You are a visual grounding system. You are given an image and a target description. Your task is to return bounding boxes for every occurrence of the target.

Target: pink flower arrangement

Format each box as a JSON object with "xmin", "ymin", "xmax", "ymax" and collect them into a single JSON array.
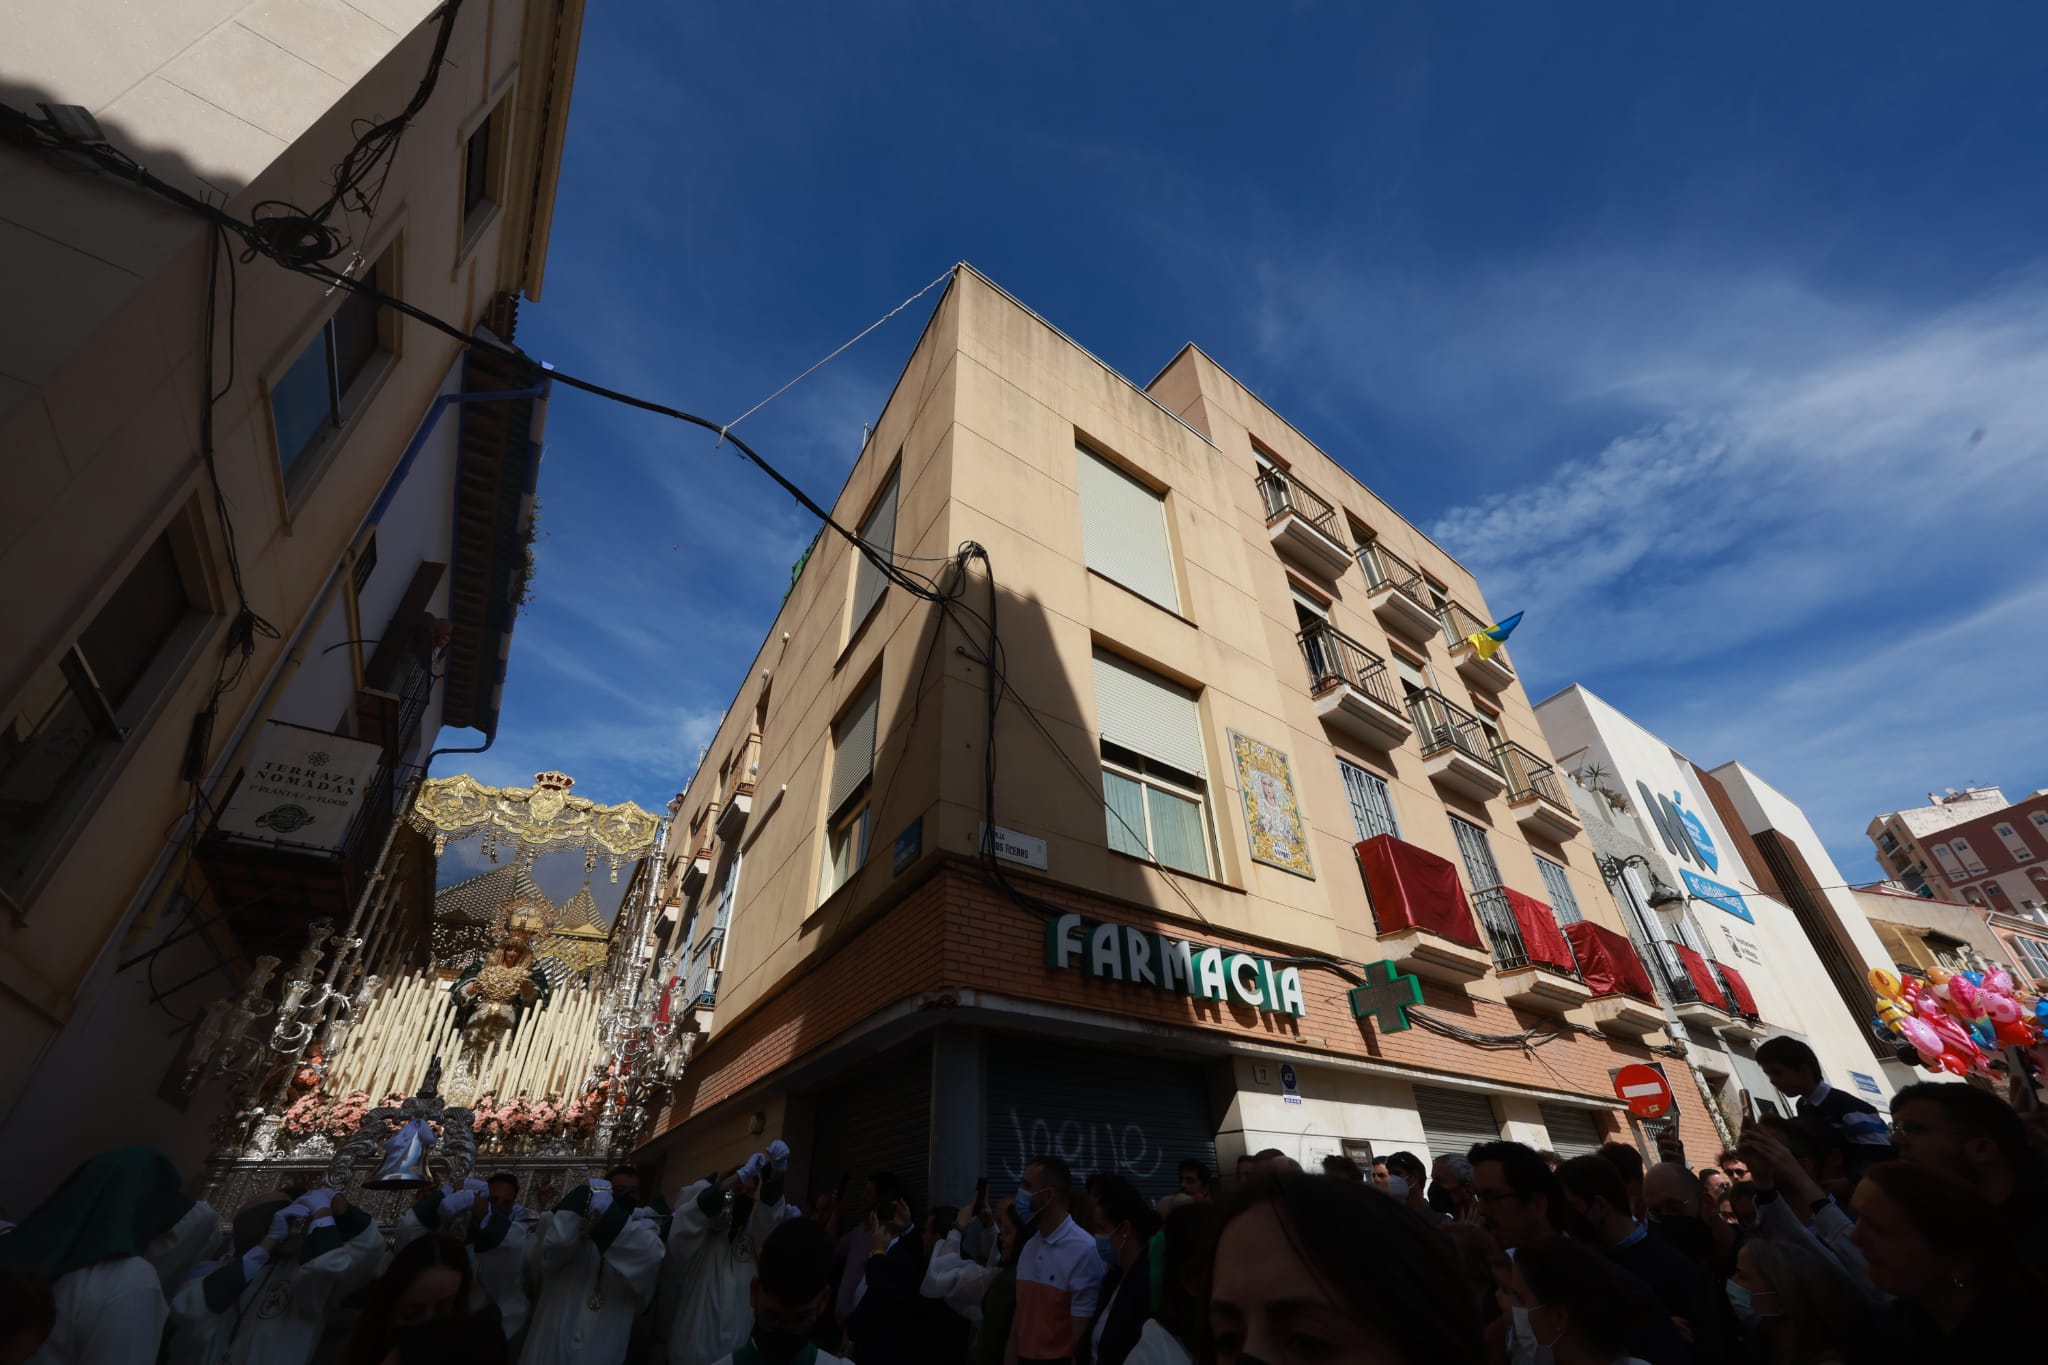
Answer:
[
  {"xmin": 324, "ymin": 1090, "xmax": 371, "ymax": 1139},
  {"xmin": 529, "ymin": 1099, "xmax": 560, "ymax": 1132},
  {"xmin": 282, "ymin": 1092, "xmax": 331, "ymax": 1136}
]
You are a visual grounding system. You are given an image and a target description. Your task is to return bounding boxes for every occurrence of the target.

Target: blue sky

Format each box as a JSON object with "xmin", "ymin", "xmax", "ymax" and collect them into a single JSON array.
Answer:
[{"xmin": 456, "ymin": 3, "xmax": 2048, "ymax": 889}]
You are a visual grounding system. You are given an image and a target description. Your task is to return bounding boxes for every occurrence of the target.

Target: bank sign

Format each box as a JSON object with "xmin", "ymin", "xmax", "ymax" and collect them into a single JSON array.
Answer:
[{"xmin": 1046, "ymin": 912, "xmax": 1306, "ymax": 1017}]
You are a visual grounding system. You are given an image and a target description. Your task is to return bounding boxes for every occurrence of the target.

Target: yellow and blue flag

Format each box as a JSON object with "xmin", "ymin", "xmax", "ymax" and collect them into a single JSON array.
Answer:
[{"xmin": 1465, "ymin": 611, "xmax": 1522, "ymax": 661}]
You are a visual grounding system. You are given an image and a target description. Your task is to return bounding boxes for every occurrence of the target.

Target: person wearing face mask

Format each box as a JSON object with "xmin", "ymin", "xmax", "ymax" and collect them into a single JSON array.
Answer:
[
  {"xmin": 1552, "ymin": 1157, "xmax": 1698, "ymax": 1364},
  {"xmin": 1007, "ymin": 1154, "xmax": 1101, "ymax": 1365},
  {"xmin": 166, "ymin": 1184, "xmax": 383, "ymax": 1365},
  {"xmin": 344, "ymin": 1233, "xmax": 508, "ymax": 1365},
  {"xmin": 1209, "ymin": 1171, "xmax": 1484, "ymax": 1364},
  {"xmin": 0, "ymin": 1146, "xmax": 218, "ymax": 1364},
  {"xmin": 1638, "ymin": 1165, "xmax": 1742, "ymax": 1365},
  {"xmin": 1081, "ymin": 1176, "xmax": 1156, "ymax": 1365},
  {"xmin": 1386, "ymin": 1151, "xmax": 1449, "ymax": 1225},
  {"xmin": 667, "ymin": 1143, "xmax": 802, "ymax": 1365},
  {"xmin": 696, "ymin": 1217, "xmax": 847, "ymax": 1365},
  {"xmin": 391, "ymin": 1175, "xmax": 535, "ymax": 1347},
  {"xmin": 522, "ymin": 1172, "xmax": 667, "ymax": 1365},
  {"xmin": 1506, "ymin": 1237, "xmax": 1655, "ymax": 1365},
  {"xmin": 1721, "ymin": 1235, "xmax": 1873, "ymax": 1364}
]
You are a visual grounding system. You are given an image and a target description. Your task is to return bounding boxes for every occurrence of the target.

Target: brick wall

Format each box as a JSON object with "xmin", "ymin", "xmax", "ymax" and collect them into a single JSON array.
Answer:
[{"xmin": 648, "ymin": 858, "xmax": 1724, "ymax": 1162}]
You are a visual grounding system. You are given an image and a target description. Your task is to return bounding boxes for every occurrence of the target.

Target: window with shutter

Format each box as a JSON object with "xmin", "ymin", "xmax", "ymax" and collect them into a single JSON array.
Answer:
[
  {"xmin": 1091, "ymin": 650, "xmax": 1214, "ymax": 876},
  {"xmin": 820, "ymin": 680, "xmax": 881, "ymax": 900},
  {"xmin": 1076, "ymin": 446, "xmax": 1180, "ymax": 612},
  {"xmin": 1536, "ymin": 857, "xmax": 1584, "ymax": 924},
  {"xmin": 848, "ymin": 468, "xmax": 899, "ymax": 633}
]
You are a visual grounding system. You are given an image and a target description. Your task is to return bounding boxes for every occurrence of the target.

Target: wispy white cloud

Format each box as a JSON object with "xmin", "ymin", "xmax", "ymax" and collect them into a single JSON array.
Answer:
[{"xmin": 1251, "ymin": 252, "xmax": 2048, "ymax": 870}]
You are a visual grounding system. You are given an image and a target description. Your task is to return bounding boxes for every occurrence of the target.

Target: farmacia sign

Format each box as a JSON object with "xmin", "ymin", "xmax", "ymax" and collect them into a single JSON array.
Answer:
[{"xmin": 1045, "ymin": 912, "xmax": 1306, "ymax": 1017}]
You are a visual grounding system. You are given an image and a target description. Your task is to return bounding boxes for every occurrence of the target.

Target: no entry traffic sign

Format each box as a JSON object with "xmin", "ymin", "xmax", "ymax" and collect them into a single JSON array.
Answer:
[{"xmin": 1613, "ymin": 1063, "xmax": 1673, "ymax": 1119}]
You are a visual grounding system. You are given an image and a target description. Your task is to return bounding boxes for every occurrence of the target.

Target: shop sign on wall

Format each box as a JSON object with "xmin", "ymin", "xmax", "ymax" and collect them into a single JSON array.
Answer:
[
  {"xmin": 215, "ymin": 724, "xmax": 385, "ymax": 851},
  {"xmin": 1046, "ymin": 911, "xmax": 1307, "ymax": 1017},
  {"xmin": 1683, "ymin": 869, "xmax": 1753, "ymax": 923}
]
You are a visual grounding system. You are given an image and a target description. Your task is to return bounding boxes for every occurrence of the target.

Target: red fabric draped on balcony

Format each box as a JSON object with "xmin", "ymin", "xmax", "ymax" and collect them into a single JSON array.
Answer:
[
  {"xmin": 1717, "ymin": 962, "xmax": 1759, "ymax": 1018},
  {"xmin": 1355, "ymin": 835, "xmax": 1482, "ymax": 949},
  {"xmin": 1561, "ymin": 921, "xmax": 1655, "ymax": 1001},
  {"xmin": 1672, "ymin": 944, "xmax": 1730, "ymax": 1010},
  {"xmin": 1502, "ymin": 889, "xmax": 1577, "ymax": 973}
]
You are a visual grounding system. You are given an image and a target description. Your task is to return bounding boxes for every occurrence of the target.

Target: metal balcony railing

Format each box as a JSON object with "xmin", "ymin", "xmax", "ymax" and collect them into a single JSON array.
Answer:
[
  {"xmin": 1407, "ymin": 691, "xmax": 1504, "ymax": 772},
  {"xmin": 1652, "ymin": 940, "xmax": 1708, "ymax": 1005},
  {"xmin": 1296, "ymin": 621, "xmax": 1401, "ymax": 712},
  {"xmin": 1358, "ymin": 542, "xmax": 1428, "ymax": 603},
  {"xmin": 1496, "ymin": 741, "xmax": 1573, "ymax": 813},
  {"xmin": 1255, "ymin": 467, "xmax": 1343, "ymax": 540},
  {"xmin": 684, "ymin": 926, "xmax": 725, "ymax": 1007},
  {"xmin": 1440, "ymin": 599, "xmax": 1511, "ymax": 669},
  {"xmin": 1713, "ymin": 963, "xmax": 1758, "ymax": 1019},
  {"xmin": 1470, "ymin": 885, "xmax": 1533, "ymax": 971}
]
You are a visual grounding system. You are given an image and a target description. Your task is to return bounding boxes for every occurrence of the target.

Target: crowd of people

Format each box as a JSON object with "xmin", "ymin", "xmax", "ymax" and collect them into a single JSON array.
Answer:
[{"xmin": 3, "ymin": 1042, "xmax": 2046, "ymax": 1365}]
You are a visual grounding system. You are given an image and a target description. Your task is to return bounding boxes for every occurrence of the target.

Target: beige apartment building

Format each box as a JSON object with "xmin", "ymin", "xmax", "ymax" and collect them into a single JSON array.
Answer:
[
  {"xmin": 636, "ymin": 266, "xmax": 1724, "ymax": 1208},
  {"xmin": 0, "ymin": 0, "xmax": 582, "ymax": 1204}
]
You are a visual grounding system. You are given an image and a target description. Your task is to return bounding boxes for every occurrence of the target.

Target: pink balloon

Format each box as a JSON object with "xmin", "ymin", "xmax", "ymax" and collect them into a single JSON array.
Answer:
[
  {"xmin": 1987, "ymin": 995, "xmax": 2021, "ymax": 1024},
  {"xmin": 1900, "ymin": 1017, "xmax": 1943, "ymax": 1056},
  {"xmin": 1986, "ymin": 967, "xmax": 2014, "ymax": 994},
  {"xmin": 1950, "ymin": 977, "xmax": 1981, "ymax": 1014}
]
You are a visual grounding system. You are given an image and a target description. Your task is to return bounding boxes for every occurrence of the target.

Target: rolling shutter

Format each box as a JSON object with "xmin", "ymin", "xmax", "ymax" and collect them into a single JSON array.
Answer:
[
  {"xmin": 1414, "ymin": 1084, "xmax": 1503, "ymax": 1167},
  {"xmin": 1539, "ymin": 1103, "xmax": 1606, "ymax": 1161},
  {"xmin": 827, "ymin": 680, "xmax": 880, "ymax": 816},
  {"xmin": 849, "ymin": 469, "xmax": 899, "ymax": 627},
  {"xmin": 1077, "ymin": 447, "xmax": 1180, "ymax": 612},
  {"xmin": 1092, "ymin": 651, "xmax": 1206, "ymax": 777},
  {"xmin": 809, "ymin": 1044, "xmax": 932, "ymax": 1216},
  {"xmin": 987, "ymin": 1037, "xmax": 1216, "ymax": 1205}
]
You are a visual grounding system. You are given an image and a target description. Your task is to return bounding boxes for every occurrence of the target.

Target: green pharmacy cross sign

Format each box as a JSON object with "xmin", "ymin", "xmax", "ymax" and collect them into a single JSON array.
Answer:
[{"xmin": 1349, "ymin": 960, "xmax": 1422, "ymax": 1033}]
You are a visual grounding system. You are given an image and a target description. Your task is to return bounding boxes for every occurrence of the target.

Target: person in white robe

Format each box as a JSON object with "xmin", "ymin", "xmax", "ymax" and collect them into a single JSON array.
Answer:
[
  {"xmin": 389, "ymin": 1176, "xmax": 533, "ymax": 1341},
  {"xmin": 166, "ymin": 1185, "xmax": 383, "ymax": 1365},
  {"xmin": 519, "ymin": 1176, "xmax": 666, "ymax": 1365},
  {"xmin": 665, "ymin": 1141, "xmax": 803, "ymax": 1365},
  {"xmin": 700, "ymin": 1216, "xmax": 850, "ymax": 1365},
  {"xmin": 0, "ymin": 1146, "xmax": 207, "ymax": 1365}
]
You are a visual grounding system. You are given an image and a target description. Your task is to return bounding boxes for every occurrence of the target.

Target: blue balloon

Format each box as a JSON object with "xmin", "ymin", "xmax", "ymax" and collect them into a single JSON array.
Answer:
[
  {"xmin": 2035, "ymin": 999, "xmax": 2048, "ymax": 1022},
  {"xmin": 1964, "ymin": 971, "xmax": 1986, "ymax": 986},
  {"xmin": 1972, "ymin": 1021, "xmax": 1997, "ymax": 1048}
]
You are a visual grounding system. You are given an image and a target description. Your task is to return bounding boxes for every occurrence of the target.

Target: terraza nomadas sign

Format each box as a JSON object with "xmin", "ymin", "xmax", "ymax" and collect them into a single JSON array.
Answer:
[{"xmin": 1045, "ymin": 912, "xmax": 1307, "ymax": 1018}]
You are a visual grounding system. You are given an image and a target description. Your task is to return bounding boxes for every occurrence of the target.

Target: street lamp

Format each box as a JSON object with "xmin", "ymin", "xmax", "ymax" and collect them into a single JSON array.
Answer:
[{"xmin": 1595, "ymin": 853, "xmax": 1688, "ymax": 909}]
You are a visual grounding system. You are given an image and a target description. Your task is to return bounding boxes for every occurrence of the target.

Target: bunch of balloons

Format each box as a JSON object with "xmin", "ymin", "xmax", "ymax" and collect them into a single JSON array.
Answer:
[{"xmin": 1870, "ymin": 966, "xmax": 2046, "ymax": 1076}]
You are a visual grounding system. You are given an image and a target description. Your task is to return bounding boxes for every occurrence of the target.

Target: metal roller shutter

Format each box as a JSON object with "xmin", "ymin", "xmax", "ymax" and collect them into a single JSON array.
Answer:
[
  {"xmin": 809, "ymin": 1044, "xmax": 932, "ymax": 1217},
  {"xmin": 987, "ymin": 1037, "xmax": 1216, "ymax": 1205},
  {"xmin": 1539, "ymin": 1103, "xmax": 1606, "ymax": 1161},
  {"xmin": 1092, "ymin": 650, "xmax": 1206, "ymax": 777},
  {"xmin": 1415, "ymin": 1084, "xmax": 1503, "ymax": 1167},
  {"xmin": 1077, "ymin": 447, "xmax": 1180, "ymax": 613},
  {"xmin": 827, "ymin": 681, "xmax": 881, "ymax": 816}
]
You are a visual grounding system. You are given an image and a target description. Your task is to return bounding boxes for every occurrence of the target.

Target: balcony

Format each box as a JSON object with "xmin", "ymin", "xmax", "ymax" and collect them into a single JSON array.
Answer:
[
  {"xmin": 1298, "ymin": 621, "xmax": 1411, "ymax": 751},
  {"xmin": 1408, "ymin": 691, "xmax": 1508, "ymax": 802},
  {"xmin": 1355, "ymin": 834, "xmax": 1494, "ymax": 986},
  {"xmin": 1654, "ymin": 939, "xmax": 1730, "ymax": 1029},
  {"xmin": 1476, "ymin": 885, "xmax": 1593, "ymax": 1016},
  {"xmin": 715, "ymin": 734, "xmax": 761, "ymax": 842},
  {"xmin": 1357, "ymin": 543, "xmax": 1443, "ymax": 643},
  {"xmin": 1256, "ymin": 468, "xmax": 1353, "ymax": 576},
  {"xmin": 679, "ymin": 840, "xmax": 713, "ymax": 894},
  {"xmin": 1497, "ymin": 742, "xmax": 1583, "ymax": 843},
  {"xmin": 1561, "ymin": 920, "xmax": 1667, "ymax": 1038},
  {"xmin": 1440, "ymin": 600, "xmax": 1514, "ymax": 693},
  {"xmin": 1713, "ymin": 962, "xmax": 1767, "ymax": 1041}
]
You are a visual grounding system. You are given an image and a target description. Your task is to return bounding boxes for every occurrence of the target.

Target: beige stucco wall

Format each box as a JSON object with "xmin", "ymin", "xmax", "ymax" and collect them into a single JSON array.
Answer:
[
  {"xmin": 0, "ymin": 0, "xmax": 563, "ymax": 1115},
  {"xmin": 663, "ymin": 269, "xmax": 1630, "ymax": 1045}
]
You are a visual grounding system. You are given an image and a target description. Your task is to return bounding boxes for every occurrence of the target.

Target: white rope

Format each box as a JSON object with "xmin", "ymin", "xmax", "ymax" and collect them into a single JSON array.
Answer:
[{"xmin": 716, "ymin": 264, "xmax": 960, "ymax": 444}]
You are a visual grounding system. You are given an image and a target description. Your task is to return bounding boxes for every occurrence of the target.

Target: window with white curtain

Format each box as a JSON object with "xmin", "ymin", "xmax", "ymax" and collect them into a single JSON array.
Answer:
[
  {"xmin": 1092, "ymin": 650, "xmax": 1212, "ymax": 875},
  {"xmin": 1076, "ymin": 445, "xmax": 1180, "ymax": 612},
  {"xmin": 819, "ymin": 679, "xmax": 880, "ymax": 900}
]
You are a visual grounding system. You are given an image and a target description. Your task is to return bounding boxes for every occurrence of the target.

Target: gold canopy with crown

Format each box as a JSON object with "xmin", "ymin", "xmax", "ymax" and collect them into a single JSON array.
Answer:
[{"xmin": 407, "ymin": 771, "xmax": 661, "ymax": 883}]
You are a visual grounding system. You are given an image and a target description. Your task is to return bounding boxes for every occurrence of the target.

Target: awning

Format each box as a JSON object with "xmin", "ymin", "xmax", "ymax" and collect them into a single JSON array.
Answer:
[
  {"xmin": 1355, "ymin": 834, "xmax": 1481, "ymax": 949},
  {"xmin": 1562, "ymin": 921, "xmax": 1656, "ymax": 1002}
]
